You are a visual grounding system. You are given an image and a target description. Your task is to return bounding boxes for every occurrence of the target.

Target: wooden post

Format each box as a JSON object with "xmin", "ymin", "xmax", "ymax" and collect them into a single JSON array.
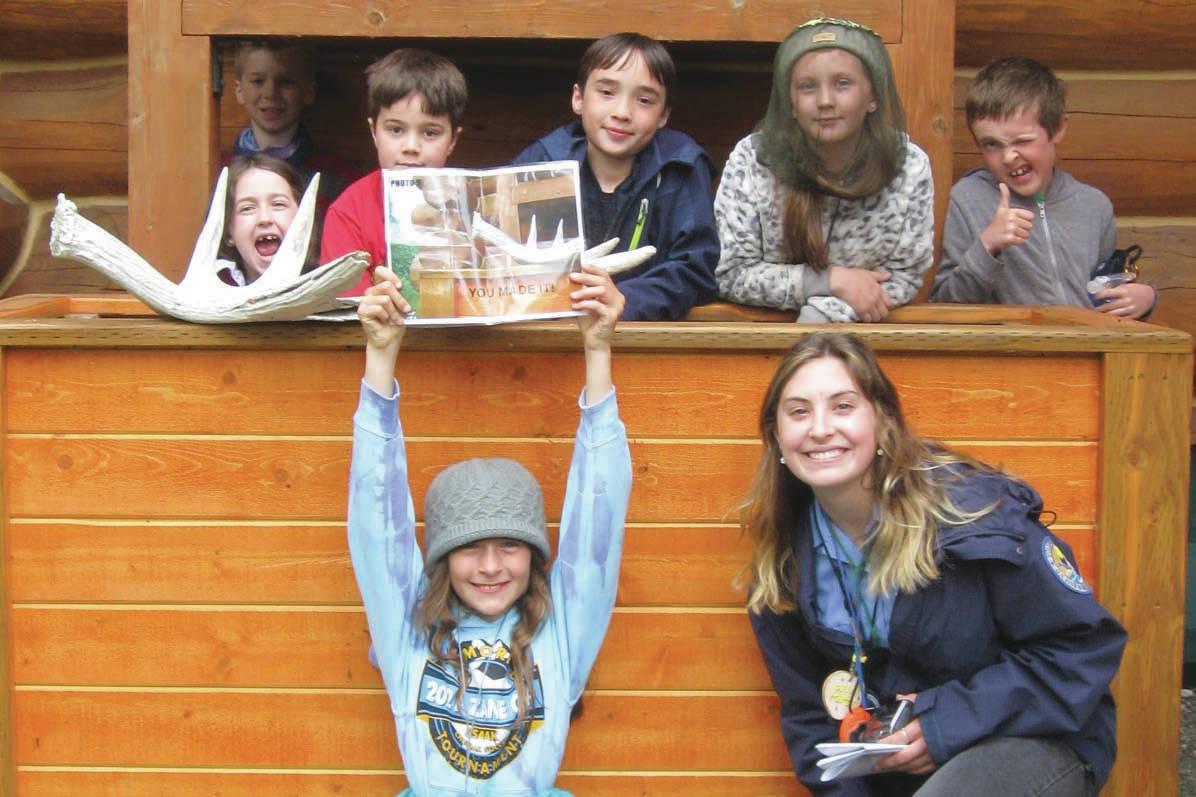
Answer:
[
  {"xmin": 1099, "ymin": 351, "xmax": 1192, "ymax": 796},
  {"xmin": 899, "ymin": 0, "xmax": 955, "ymax": 277},
  {"xmin": 127, "ymin": 0, "xmax": 218, "ymax": 281},
  {"xmin": 0, "ymin": 348, "xmax": 12, "ymax": 797}
]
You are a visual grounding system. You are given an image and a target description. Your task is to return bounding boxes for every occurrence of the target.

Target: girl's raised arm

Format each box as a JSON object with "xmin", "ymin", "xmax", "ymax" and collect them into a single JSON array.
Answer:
[
  {"xmin": 570, "ymin": 262, "xmax": 624, "ymax": 403},
  {"xmin": 358, "ymin": 267, "xmax": 411, "ymax": 396}
]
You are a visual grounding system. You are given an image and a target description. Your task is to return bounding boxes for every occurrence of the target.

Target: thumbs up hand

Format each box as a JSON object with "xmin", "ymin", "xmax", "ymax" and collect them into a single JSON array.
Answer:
[{"xmin": 980, "ymin": 183, "xmax": 1036, "ymax": 255}]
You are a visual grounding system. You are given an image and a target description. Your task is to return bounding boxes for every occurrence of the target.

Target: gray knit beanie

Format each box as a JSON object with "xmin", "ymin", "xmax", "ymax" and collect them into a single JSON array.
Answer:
[{"xmin": 423, "ymin": 457, "xmax": 550, "ymax": 565}]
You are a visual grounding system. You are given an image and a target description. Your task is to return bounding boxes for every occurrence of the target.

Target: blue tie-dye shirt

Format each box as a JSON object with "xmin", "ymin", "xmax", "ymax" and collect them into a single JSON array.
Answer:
[{"xmin": 347, "ymin": 380, "xmax": 631, "ymax": 796}]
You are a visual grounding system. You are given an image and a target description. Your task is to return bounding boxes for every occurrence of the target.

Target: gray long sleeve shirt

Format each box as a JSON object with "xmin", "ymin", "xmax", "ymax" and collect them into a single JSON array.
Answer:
[{"xmin": 931, "ymin": 166, "xmax": 1116, "ymax": 306}]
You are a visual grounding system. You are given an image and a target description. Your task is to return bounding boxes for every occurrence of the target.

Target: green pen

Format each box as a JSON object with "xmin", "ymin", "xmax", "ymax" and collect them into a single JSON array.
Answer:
[{"xmin": 628, "ymin": 198, "xmax": 649, "ymax": 250}]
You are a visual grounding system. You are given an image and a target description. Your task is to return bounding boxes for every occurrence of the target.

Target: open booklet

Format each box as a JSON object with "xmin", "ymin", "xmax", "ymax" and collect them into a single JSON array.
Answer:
[
  {"xmin": 383, "ymin": 161, "xmax": 585, "ymax": 326},
  {"xmin": 815, "ymin": 741, "xmax": 908, "ymax": 781}
]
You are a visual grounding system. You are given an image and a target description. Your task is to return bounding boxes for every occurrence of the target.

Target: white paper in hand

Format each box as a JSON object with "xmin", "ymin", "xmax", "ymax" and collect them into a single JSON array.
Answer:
[{"xmin": 815, "ymin": 742, "xmax": 908, "ymax": 781}]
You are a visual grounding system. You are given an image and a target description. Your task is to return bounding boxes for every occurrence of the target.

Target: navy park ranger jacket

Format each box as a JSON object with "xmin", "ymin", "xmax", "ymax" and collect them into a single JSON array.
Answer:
[{"xmin": 749, "ymin": 466, "xmax": 1126, "ymax": 796}]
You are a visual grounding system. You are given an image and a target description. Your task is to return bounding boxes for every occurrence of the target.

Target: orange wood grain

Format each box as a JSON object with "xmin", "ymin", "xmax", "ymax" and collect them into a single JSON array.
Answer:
[
  {"xmin": 0, "ymin": 63, "xmax": 128, "ymax": 200},
  {"xmin": 1098, "ymin": 352, "xmax": 1190, "ymax": 797},
  {"xmin": 6, "ymin": 518, "xmax": 1096, "ymax": 607},
  {"xmin": 5, "ymin": 522, "xmax": 752, "ymax": 606},
  {"xmin": 12, "ymin": 689, "xmax": 791, "ymax": 771},
  {"xmin": 0, "ymin": 348, "xmax": 13, "ymax": 797},
  {"xmin": 955, "ymin": 0, "xmax": 1196, "ymax": 69},
  {"xmin": 0, "ymin": 1, "xmax": 126, "ymax": 59},
  {"xmin": 181, "ymin": 0, "xmax": 903, "ymax": 42},
  {"xmin": 127, "ymin": 0, "xmax": 217, "ymax": 279},
  {"xmin": 1053, "ymin": 527, "xmax": 1098, "ymax": 594},
  {"xmin": 0, "ymin": 189, "xmax": 31, "ymax": 288},
  {"xmin": 3, "ymin": 436, "xmax": 1098, "ymax": 523},
  {"xmin": 3, "ymin": 349, "xmax": 1100, "ymax": 440},
  {"xmin": 14, "ymin": 769, "xmax": 809, "ymax": 797},
  {"xmin": 1123, "ymin": 224, "xmax": 1196, "ymax": 353},
  {"xmin": 6, "ymin": 203, "xmax": 129, "ymax": 298},
  {"xmin": 1, "ymin": 309, "xmax": 1184, "ymax": 352},
  {"xmin": 10, "ymin": 607, "xmax": 769, "ymax": 690},
  {"xmin": 15, "ymin": 770, "xmax": 410, "ymax": 797}
]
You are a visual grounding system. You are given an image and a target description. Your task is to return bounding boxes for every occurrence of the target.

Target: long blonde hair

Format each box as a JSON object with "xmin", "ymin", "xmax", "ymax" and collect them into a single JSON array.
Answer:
[
  {"xmin": 416, "ymin": 548, "xmax": 552, "ymax": 723},
  {"xmin": 741, "ymin": 333, "xmax": 994, "ymax": 613}
]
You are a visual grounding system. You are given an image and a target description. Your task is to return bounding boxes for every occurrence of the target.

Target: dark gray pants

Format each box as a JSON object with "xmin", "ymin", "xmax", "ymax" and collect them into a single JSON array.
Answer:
[{"xmin": 914, "ymin": 736, "xmax": 1097, "ymax": 797}]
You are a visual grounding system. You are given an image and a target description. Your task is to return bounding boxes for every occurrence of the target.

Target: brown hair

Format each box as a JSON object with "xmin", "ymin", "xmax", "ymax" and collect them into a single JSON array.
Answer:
[
  {"xmin": 966, "ymin": 56, "xmax": 1066, "ymax": 137},
  {"xmin": 739, "ymin": 333, "xmax": 994, "ymax": 613},
  {"xmin": 233, "ymin": 39, "xmax": 317, "ymax": 81},
  {"xmin": 218, "ymin": 152, "xmax": 315, "ymax": 271},
  {"xmin": 576, "ymin": 32, "xmax": 676, "ymax": 109},
  {"xmin": 417, "ymin": 547, "xmax": 552, "ymax": 724},
  {"xmin": 366, "ymin": 48, "xmax": 468, "ymax": 126}
]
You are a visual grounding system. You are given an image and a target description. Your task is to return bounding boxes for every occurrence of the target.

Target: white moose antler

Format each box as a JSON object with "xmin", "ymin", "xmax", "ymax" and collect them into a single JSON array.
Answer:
[
  {"xmin": 49, "ymin": 168, "xmax": 369, "ymax": 323},
  {"xmin": 582, "ymin": 237, "xmax": 656, "ymax": 275}
]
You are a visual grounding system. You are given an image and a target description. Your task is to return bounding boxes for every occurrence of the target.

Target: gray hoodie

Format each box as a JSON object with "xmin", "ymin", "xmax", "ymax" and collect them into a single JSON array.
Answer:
[{"xmin": 931, "ymin": 166, "xmax": 1116, "ymax": 306}]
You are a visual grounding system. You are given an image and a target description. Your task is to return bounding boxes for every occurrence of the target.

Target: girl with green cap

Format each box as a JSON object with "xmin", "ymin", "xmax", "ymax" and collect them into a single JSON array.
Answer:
[{"xmin": 713, "ymin": 17, "xmax": 934, "ymax": 323}]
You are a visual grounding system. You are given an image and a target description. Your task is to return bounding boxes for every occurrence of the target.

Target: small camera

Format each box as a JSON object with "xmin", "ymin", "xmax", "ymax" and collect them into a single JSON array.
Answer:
[{"xmin": 849, "ymin": 698, "xmax": 914, "ymax": 743}]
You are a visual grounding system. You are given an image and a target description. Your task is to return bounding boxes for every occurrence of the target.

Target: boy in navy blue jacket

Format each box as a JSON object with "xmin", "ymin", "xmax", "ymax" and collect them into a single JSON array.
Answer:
[{"xmin": 513, "ymin": 33, "xmax": 719, "ymax": 320}]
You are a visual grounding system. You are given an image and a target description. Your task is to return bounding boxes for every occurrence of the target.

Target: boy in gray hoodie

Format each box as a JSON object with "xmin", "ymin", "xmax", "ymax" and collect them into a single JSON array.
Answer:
[{"xmin": 931, "ymin": 57, "xmax": 1155, "ymax": 318}]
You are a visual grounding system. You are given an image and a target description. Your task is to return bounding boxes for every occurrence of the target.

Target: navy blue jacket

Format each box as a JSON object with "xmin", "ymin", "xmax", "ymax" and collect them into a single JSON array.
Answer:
[
  {"xmin": 513, "ymin": 122, "xmax": 720, "ymax": 320},
  {"xmin": 750, "ymin": 468, "xmax": 1126, "ymax": 796}
]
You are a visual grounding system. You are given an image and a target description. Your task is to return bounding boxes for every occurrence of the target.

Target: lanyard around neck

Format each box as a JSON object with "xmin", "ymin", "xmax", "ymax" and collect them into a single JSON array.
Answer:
[{"xmin": 813, "ymin": 504, "xmax": 881, "ymax": 707}]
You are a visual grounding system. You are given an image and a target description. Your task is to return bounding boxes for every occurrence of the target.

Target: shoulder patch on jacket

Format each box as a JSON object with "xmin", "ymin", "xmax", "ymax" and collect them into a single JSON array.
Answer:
[{"xmin": 1042, "ymin": 538, "xmax": 1091, "ymax": 594}]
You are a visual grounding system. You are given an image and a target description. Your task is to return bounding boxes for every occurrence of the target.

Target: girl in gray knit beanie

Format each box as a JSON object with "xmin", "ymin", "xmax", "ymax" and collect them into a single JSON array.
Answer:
[
  {"xmin": 348, "ymin": 263, "xmax": 631, "ymax": 796},
  {"xmin": 713, "ymin": 17, "xmax": 934, "ymax": 323}
]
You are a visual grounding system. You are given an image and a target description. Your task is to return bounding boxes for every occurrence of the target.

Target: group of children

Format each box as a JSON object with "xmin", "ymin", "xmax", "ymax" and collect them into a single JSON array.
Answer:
[
  {"xmin": 216, "ymin": 18, "xmax": 1156, "ymax": 321},
  {"xmin": 327, "ymin": 17, "xmax": 1129, "ymax": 797}
]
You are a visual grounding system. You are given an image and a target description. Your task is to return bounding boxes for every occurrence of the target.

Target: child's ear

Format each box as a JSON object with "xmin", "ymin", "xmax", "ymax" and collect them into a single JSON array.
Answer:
[
  {"xmin": 571, "ymin": 84, "xmax": 585, "ymax": 116},
  {"xmin": 367, "ymin": 117, "xmax": 378, "ymax": 148},
  {"xmin": 233, "ymin": 78, "xmax": 245, "ymax": 105},
  {"xmin": 301, "ymin": 78, "xmax": 317, "ymax": 108},
  {"xmin": 657, "ymin": 105, "xmax": 671, "ymax": 129},
  {"xmin": 1050, "ymin": 113, "xmax": 1069, "ymax": 144},
  {"xmin": 446, "ymin": 126, "xmax": 462, "ymax": 158}
]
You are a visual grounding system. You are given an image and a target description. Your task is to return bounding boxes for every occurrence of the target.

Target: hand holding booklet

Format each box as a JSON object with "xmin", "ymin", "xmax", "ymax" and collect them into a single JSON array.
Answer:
[
  {"xmin": 816, "ymin": 698, "xmax": 915, "ymax": 781},
  {"xmin": 815, "ymin": 741, "xmax": 908, "ymax": 781},
  {"xmin": 383, "ymin": 161, "xmax": 585, "ymax": 326}
]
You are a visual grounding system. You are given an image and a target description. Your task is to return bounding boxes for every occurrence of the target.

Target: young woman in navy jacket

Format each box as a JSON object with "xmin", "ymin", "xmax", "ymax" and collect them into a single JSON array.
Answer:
[{"xmin": 741, "ymin": 332, "xmax": 1125, "ymax": 796}]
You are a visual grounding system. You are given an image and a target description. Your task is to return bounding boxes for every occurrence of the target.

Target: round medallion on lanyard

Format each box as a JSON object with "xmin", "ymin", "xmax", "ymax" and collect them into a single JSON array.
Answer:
[{"xmin": 820, "ymin": 668, "xmax": 861, "ymax": 720}]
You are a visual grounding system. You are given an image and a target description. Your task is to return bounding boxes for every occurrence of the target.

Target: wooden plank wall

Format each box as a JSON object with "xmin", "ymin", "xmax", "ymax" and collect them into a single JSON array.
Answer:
[{"xmin": 2, "ymin": 343, "xmax": 1104, "ymax": 794}]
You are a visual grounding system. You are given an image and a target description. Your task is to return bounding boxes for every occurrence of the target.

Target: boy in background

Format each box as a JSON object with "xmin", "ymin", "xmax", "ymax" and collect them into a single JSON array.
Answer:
[
  {"xmin": 320, "ymin": 49, "xmax": 467, "ymax": 295},
  {"xmin": 513, "ymin": 33, "xmax": 719, "ymax": 320},
  {"xmin": 931, "ymin": 56, "xmax": 1156, "ymax": 318},
  {"xmin": 224, "ymin": 40, "xmax": 358, "ymax": 212}
]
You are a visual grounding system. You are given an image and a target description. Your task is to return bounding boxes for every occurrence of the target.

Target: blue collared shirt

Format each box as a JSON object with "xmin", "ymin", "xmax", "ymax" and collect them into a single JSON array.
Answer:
[{"xmin": 809, "ymin": 501, "xmax": 894, "ymax": 649}]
